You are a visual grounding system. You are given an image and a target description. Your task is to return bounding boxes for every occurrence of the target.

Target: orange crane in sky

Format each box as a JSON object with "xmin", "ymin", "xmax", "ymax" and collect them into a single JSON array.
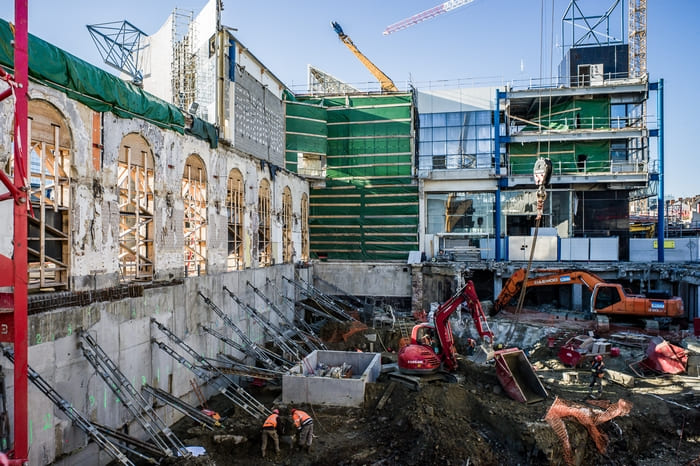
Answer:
[{"xmin": 331, "ymin": 21, "xmax": 398, "ymax": 92}]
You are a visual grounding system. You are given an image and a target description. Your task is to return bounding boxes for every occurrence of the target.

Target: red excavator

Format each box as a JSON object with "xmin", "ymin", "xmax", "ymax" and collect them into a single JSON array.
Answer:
[
  {"xmin": 395, "ymin": 280, "xmax": 548, "ymax": 403},
  {"xmin": 397, "ymin": 280, "xmax": 494, "ymax": 374},
  {"xmin": 494, "ymin": 268, "xmax": 685, "ymax": 323}
]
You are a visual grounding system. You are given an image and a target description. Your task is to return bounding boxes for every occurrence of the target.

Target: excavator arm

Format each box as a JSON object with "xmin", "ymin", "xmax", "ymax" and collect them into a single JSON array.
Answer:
[
  {"xmin": 331, "ymin": 21, "xmax": 398, "ymax": 92},
  {"xmin": 432, "ymin": 280, "xmax": 493, "ymax": 371},
  {"xmin": 494, "ymin": 269, "xmax": 606, "ymax": 312}
]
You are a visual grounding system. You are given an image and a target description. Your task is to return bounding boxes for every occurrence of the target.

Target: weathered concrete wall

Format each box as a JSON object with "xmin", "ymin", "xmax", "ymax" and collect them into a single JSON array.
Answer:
[
  {"xmin": 0, "ymin": 80, "xmax": 309, "ymax": 292},
  {"xmin": 312, "ymin": 262, "xmax": 412, "ymax": 298},
  {"xmin": 0, "ymin": 266, "xmax": 296, "ymax": 465}
]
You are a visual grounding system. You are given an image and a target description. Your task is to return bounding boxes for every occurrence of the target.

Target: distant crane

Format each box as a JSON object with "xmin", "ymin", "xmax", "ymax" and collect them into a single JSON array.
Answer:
[
  {"xmin": 87, "ymin": 20, "xmax": 147, "ymax": 84},
  {"xmin": 383, "ymin": 0, "xmax": 478, "ymax": 36},
  {"xmin": 331, "ymin": 21, "xmax": 398, "ymax": 92}
]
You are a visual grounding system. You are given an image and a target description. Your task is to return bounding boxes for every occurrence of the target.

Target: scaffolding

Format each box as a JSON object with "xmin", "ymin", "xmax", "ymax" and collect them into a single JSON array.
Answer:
[{"xmin": 171, "ymin": 8, "xmax": 197, "ymax": 111}]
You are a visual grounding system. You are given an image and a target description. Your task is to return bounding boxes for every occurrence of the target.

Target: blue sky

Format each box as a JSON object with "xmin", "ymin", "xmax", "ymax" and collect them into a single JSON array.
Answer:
[{"xmin": 3, "ymin": 0, "xmax": 698, "ymax": 198}]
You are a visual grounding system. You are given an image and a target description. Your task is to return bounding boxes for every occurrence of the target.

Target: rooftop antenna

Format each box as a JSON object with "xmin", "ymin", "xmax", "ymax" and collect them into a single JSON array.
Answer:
[{"xmin": 87, "ymin": 20, "xmax": 147, "ymax": 85}]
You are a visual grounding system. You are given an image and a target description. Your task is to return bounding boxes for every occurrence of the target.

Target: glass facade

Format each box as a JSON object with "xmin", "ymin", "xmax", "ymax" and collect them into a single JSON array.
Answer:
[
  {"xmin": 418, "ymin": 110, "xmax": 503, "ymax": 170},
  {"xmin": 427, "ymin": 192, "xmax": 495, "ymax": 235}
]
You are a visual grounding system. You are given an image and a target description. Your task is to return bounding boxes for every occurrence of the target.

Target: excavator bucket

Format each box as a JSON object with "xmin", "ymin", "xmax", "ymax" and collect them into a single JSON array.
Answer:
[
  {"xmin": 471, "ymin": 343, "xmax": 495, "ymax": 364},
  {"xmin": 493, "ymin": 348, "xmax": 548, "ymax": 404}
]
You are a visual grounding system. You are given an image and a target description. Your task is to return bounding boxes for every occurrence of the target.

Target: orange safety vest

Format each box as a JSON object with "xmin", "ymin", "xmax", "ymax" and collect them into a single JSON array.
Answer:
[
  {"xmin": 292, "ymin": 410, "xmax": 312, "ymax": 428},
  {"xmin": 263, "ymin": 413, "xmax": 278, "ymax": 430}
]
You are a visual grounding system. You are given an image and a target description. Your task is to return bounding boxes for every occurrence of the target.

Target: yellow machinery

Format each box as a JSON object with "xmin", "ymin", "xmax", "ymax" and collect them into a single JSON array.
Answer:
[{"xmin": 331, "ymin": 21, "xmax": 398, "ymax": 92}]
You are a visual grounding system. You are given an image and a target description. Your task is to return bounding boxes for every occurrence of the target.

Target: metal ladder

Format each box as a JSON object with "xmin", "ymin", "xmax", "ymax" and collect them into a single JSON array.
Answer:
[
  {"xmin": 151, "ymin": 319, "xmax": 270, "ymax": 419},
  {"xmin": 198, "ymin": 292, "xmax": 281, "ymax": 370},
  {"xmin": 79, "ymin": 331, "xmax": 189, "ymax": 458},
  {"xmin": 1, "ymin": 346, "xmax": 136, "ymax": 466}
]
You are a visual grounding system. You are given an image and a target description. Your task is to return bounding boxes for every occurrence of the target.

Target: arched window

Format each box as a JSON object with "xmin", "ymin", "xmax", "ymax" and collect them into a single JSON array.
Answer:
[
  {"xmin": 118, "ymin": 133, "xmax": 155, "ymax": 281},
  {"xmin": 301, "ymin": 193, "xmax": 309, "ymax": 261},
  {"xmin": 183, "ymin": 155, "xmax": 207, "ymax": 276},
  {"xmin": 258, "ymin": 179, "xmax": 271, "ymax": 266},
  {"xmin": 282, "ymin": 187, "xmax": 293, "ymax": 263},
  {"xmin": 226, "ymin": 168, "xmax": 244, "ymax": 270},
  {"xmin": 22, "ymin": 100, "xmax": 72, "ymax": 289}
]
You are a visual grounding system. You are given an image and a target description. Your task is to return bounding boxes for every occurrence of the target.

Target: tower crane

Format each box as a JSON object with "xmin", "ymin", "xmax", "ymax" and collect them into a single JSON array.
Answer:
[
  {"xmin": 331, "ymin": 21, "xmax": 398, "ymax": 92},
  {"xmin": 383, "ymin": 0, "xmax": 478, "ymax": 36}
]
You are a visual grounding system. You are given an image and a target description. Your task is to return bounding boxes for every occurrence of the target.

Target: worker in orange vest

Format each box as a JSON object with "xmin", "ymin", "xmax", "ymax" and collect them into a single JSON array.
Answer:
[
  {"xmin": 261, "ymin": 408, "xmax": 281, "ymax": 458},
  {"xmin": 290, "ymin": 407, "xmax": 314, "ymax": 453}
]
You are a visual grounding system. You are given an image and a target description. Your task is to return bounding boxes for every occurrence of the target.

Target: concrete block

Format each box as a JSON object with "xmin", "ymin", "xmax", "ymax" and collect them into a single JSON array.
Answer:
[
  {"xmin": 606, "ymin": 368, "xmax": 634, "ymax": 388},
  {"xmin": 595, "ymin": 315, "xmax": 610, "ymax": 332},
  {"xmin": 283, "ymin": 350, "xmax": 381, "ymax": 407}
]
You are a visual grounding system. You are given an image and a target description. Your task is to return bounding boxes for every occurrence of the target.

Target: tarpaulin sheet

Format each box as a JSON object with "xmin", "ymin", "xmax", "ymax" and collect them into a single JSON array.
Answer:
[{"xmin": 0, "ymin": 17, "xmax": 216, "ymax": 148}]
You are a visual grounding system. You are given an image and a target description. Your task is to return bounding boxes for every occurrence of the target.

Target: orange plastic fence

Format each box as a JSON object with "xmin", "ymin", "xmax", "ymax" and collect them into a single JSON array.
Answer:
[{"xmin": 544, "ymin": 396, "xmax": 633, "ymax": 465}]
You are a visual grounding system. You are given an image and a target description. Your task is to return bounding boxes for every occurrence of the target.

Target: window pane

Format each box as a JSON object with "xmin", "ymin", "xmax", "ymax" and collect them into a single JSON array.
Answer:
[
  {"xmin": 419, "ymin": 140, "xmax": 432, "ymax": 156},
  {"xmin": 477, "ymin": 140, "xmax": 491, "ymax": 153},
  {"xmin": 445, "ymin": 112, "xmax": 462, "ymax": 126},
  {"xmin": 446, "ymin": 140, "xmax": 461, "ymax": 155},
  {"xmin": 432, "ymin": 140, "xmax": 446, "ymax": 155},
  {"xmin": 432, "ymin": 127, "xmax": 447, "ymax": 141},
  {"xmin": 432, "ymin": 113, "xmax": 446, "ymax": 127},
  {"xmin": 477, "ymin": 126, "xmax": 490, "ymax": 139},
  {"xmin": 446, "ymin": 126, "xmax": 462, "ymax": 140},
  {"xmin": 476, "ymin": 111, "xmax": 491, "ymax": 125},
  {"xmin": 419, "ymin": 127, "xmax": 432, "ymax": 141},
  {"xmin": 420, "ymin": 113, "xmax": 433, "ymax": 127}
]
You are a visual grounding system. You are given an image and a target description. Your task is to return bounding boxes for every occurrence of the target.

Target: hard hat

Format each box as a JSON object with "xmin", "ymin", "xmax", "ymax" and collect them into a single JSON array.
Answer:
[
  {"xmin": 595, "ymin": 355, "xmax": 603, "ymax": 361},
  {"xmin": 272, "ymin": 409, "xmax": 279, "ymax": 414},
  {"xmin": 290, "ymin": 408, "xmax": 296, "ymax": 414}
]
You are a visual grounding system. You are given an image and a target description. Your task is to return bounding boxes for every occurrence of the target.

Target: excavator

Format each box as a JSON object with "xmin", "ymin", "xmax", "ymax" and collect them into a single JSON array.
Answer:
[
  {"xmin": 494, "ymin": 268, "xmax": 685, "ymax": 324},
  {"xmin": 394, "ymin": 280, "xmax": 548, "ymax": 403},
  {"xmin": 397, "ymin": 280, "xmax": 493, "ymax": 374},
  {"xmin": 331, "ymin": 21, "xmax": 398, "ymax": 92}
]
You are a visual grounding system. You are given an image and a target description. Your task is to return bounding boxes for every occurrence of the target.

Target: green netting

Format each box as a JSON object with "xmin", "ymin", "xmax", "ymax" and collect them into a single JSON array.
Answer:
[
  {"xmin": 509, "ymin": 141, "xmax": 610, "ymax": 174},
  {"xmin": 286, "ymin": 101, "xmax": 327, "ymax": 120},
  {"xmin": 287, "ymin": 92, "xmax": 418, "ymax": 261},
  {"xmin": 310, "ymin": 216, "xmax": 418, "ymax": 227},
  {"xmin": 322, "ymin": 94, "xmax": 411, "ymax": 107},
  {"xmin": 327, "ymin": 154, "xmax": 412, "ymax": 166},
  {"xmin": 328, "ymin": 137, "xmax": 411, "ymax": 155},
  {"xmin": 326, "ymin": 165, "xmax": 412, "ymax": 178},
  {"xmin": 286, "ymin": 117, "xmax": 327, "ymax": 135},
  {"xmin": 0, "ymin": 18, "xmax": 188, "ymax": 134},
  {"xmin": 323, "ymin": 177, "xmax": 415, "ymax": 188},
  {"xmin": 521, "ymin": 98, "xmax": 610, "ymax": 131},
  {"xmin": 286, "ymin": 133, "xmax": 327, "ymax": 154},
  {"xmin": 327, "ymin": 121, "xmax": 410, "ymax": 138},
  {"xmin": 327, "ymin": 106, "xmax": 411, "ymax": 122}
]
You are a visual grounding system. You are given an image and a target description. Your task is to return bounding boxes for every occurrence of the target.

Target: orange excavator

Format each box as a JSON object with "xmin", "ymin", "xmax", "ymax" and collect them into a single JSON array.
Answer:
[
  {"xmin": 494, "ymin": 268, "xmax": 685, "ymax": 322},
  {"xmin": 398, "ymin": 280, "xmax": 493, "ymax": 374}
]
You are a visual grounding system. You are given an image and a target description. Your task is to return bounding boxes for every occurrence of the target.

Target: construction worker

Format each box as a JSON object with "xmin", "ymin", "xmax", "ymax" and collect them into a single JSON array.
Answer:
[
  {"xmin": 261, "ymin": 408, "xmax": 281, "ymax": 458},
  {"xmin": 588, "ymin": 354, "xmax": 605, "ymax": 397},
  {"xmin": 290, "ymin": 408, "xmax": 314, "ymax": 453}
]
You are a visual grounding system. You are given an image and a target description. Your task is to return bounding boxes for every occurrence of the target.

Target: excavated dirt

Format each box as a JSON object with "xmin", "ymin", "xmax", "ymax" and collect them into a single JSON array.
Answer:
[{"xmin": 157, "ymin": 314, "xmax": 700, "ymax": 466}]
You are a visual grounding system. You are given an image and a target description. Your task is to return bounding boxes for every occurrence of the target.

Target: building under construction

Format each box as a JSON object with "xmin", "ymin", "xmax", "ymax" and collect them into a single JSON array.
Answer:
[{"xmin": 0, "ymin": 0, "xmax": 698, "ymax": 465}]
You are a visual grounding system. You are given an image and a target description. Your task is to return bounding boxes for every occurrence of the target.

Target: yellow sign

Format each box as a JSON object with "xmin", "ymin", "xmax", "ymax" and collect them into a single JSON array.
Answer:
[{"xmin": 653, "ymin": 240, "xmax": 675, "ymax": 249}]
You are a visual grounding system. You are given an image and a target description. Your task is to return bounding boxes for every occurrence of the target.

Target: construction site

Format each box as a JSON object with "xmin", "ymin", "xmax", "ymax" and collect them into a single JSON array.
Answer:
[{"xmin": 0, "ymin": 0, "xmax": 698, "ymax": 465}]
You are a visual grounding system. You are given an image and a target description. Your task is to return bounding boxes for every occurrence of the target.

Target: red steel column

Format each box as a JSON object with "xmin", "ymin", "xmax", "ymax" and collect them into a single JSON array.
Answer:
[{"xmin": 13, "ymin": 0, "xmax": 29, "ymax": 462}]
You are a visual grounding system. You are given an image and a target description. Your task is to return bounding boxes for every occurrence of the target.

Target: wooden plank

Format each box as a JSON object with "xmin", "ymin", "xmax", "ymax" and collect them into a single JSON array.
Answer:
[{"xmin": 375, "ymin": 381, "xmax": 398, "ymax": 410}]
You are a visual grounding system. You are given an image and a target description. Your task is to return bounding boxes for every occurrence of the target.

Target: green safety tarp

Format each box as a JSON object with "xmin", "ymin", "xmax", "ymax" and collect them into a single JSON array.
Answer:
[
  {"xmin": 287, "ymin": 92, "xmax": 418, "ymax": 261},
  {"xmin": 0, "ymin": 17, "xmax": 216, "ymax": 148}
]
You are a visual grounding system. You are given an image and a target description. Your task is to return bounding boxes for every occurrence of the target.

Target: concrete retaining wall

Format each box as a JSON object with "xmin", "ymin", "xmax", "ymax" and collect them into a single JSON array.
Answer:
[{"xmin": 1, "ymin": 266, "xmax": 296, "ymax": 465}]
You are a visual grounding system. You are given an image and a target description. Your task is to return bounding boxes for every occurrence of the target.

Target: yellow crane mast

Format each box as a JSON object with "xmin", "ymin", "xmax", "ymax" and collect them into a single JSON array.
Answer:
[{"xmin": 331, "ymin": 21, "xmax": 398, "ymax": 92}]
